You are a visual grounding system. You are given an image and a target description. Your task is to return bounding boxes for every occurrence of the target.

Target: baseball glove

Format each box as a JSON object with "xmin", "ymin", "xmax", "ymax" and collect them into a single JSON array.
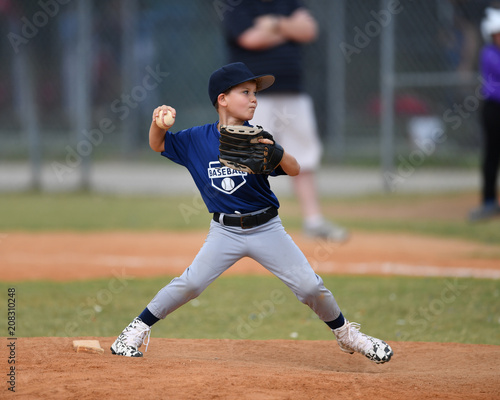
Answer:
[{"xmin": 218, "ymin": 125, "xmax": 284, "ymax": 174}]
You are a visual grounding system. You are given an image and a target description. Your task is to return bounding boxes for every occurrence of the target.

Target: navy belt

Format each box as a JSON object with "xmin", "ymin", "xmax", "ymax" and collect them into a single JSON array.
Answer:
[{"xmin": 213, "ymin": 207, "xmax": 278, "ymax": 229}]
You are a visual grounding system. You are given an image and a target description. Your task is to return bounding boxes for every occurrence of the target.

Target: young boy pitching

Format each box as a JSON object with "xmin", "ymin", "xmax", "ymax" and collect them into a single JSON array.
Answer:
[{"xmin": 110, "ymin": 62, "xmax": 393, "ymax": 364}]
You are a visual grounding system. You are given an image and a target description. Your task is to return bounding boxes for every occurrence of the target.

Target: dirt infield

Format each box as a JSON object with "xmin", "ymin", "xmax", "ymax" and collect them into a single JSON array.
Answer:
[
  {"xmin": 2, "ymin": 230, "xmax": 500, "ymax": 399},
  {"xmin": 2, "ymin": 230, "xmax": 500, "ymax": 281},
  {"xmin": 10, "ymin": 338, "xmax": 500, "ymax": 399}
]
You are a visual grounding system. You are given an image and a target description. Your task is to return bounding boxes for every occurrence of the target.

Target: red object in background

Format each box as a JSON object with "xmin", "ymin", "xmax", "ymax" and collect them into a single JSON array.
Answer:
[{"xmin": 367, "ymin": 94, "xmax": 430, "ymax": 117}]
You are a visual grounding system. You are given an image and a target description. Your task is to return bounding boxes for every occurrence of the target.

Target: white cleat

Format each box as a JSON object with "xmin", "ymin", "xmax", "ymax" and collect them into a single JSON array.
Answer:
[
  {"xmin": 110, "ymin": 317, "xmax": 151, "ymax": 358},
  {"xmin": 332, "ymin": 320, "xmax": 393, "ymax": 364},
  {"xmin": 304, "ymin": 220, "xmax": 349, "ymax": 243}
]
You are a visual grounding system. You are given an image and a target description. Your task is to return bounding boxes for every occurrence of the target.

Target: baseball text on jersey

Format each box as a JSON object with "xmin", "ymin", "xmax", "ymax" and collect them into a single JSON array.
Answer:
[{"xmin": 209, "ymin": 161, "xmax": 248, "ymax": 195}]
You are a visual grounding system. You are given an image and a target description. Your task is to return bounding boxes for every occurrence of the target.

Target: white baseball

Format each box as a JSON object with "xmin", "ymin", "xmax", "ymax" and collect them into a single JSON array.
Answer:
[
  {"xmin": 221, "ymin": 177, "xmax": 235, "ymax": 191},
  {"xmin": 156, "ymin": 109, "xmax": 175, "ymax": 129}
]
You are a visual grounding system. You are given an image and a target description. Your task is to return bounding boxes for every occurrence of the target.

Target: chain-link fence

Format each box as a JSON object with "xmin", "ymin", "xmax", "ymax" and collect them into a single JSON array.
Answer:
[{"xmin": 0, "ymin": 0, "xmax": 493, "ymax": 190}]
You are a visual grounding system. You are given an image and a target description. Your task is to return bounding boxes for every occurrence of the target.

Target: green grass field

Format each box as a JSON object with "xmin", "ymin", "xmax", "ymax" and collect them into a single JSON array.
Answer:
[
  {"xmin": 2, "ymin": 275, "xmax": 499, "ymax": 344},
  {"xmin": 1, "ymin": 191, "xmax": 500, "ymax": 243},
  {"xmin": 1, "ymin": 191, "xmax": 499, "ymax": 344}
]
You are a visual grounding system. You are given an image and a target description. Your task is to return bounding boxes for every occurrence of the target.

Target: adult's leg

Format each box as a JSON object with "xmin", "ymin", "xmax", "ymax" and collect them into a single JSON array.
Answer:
[
  {"xmin": 481, "ymin": 100, "xmax": 500, "ymax": 203},
  {"xmin": 253, "ymin": 95, "xmax": 347, "ymax": 240}
]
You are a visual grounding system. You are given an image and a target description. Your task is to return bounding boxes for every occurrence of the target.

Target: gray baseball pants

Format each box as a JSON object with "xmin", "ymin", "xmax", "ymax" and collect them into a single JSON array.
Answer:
[{"xmin": 147, "ymin": 216, "xmax": 341, "ymax": 323}]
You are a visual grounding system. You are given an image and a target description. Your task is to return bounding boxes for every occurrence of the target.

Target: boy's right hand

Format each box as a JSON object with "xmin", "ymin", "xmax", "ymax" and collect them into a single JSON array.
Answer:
[{"xmin": 153, "ymin": 105, "xmax": 176, "ymax": 130}]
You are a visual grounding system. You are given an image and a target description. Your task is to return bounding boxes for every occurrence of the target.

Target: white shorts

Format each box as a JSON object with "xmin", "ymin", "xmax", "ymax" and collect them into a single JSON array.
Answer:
[{"xmin": 251, "ymin": 93, "xmax": 323, "ymax": 171}]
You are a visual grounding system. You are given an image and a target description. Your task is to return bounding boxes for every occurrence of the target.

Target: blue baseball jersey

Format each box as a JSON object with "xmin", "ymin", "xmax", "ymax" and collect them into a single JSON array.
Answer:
[{"xmin": 161, "ymin": 122, "xmax": 284, "ymax": 214}]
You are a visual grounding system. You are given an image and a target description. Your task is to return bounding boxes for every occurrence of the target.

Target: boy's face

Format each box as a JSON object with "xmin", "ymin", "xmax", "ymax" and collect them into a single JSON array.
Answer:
[{"xmin": 223, "ymin": 80, "xmax": 258, "ymax": 121}]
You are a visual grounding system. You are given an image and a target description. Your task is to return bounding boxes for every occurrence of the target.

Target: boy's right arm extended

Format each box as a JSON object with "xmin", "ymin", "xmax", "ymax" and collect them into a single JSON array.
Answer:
[{"xmin": 149, "ymin": 105, "xmax": 176, "ymax": 152}]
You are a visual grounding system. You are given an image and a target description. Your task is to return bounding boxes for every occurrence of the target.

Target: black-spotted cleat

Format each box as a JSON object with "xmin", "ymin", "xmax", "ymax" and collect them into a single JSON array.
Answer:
[
  {"xmin": 110, "ymin": 317, "xmax": 151, "ymax": 358},
  {"xmin": 332, "ymin": 320, "xmax": 393, "ymax": 364}
]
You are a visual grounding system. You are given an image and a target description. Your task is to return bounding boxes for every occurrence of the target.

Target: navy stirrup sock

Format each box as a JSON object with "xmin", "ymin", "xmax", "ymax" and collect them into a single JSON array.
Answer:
[
  {"xmin": 325, "ymin": 312, "xmax": 345, "ymax": 330},
  {"xmin": 138, "ymin": 307, "xmax": 160, "ymax": 327}
]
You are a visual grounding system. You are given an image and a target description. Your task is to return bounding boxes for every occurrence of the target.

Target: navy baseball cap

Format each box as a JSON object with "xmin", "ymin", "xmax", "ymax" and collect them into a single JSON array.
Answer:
[{"xmin": 208, "ymin": 62, "xmax": 275, "ymax": 105}]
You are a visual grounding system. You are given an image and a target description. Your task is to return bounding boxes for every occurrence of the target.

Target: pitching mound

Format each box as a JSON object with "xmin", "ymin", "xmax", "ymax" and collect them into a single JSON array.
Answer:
[{"xmin": 14, "ymin": 337, "xmax": 500, "ymax": 399}]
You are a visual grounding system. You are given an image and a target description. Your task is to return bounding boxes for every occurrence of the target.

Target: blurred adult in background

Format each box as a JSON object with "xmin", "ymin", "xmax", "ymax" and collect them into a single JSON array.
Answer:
[
  {"xmin": 469, "ymin": 6, "xmax": 500, "ymax": 221},
  {"xmin": 221, "ymin": 0, "xmax": 348, "ymax": 242}
]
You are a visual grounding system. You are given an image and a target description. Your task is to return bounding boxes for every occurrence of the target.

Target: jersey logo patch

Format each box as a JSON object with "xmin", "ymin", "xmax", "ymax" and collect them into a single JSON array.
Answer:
[{"xmin": 208, "ymin": 161, "xmax": 247, "ymax": 194}]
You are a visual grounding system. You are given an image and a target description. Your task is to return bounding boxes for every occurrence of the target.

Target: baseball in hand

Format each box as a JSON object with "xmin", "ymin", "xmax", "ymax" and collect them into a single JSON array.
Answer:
[{"xmin": 156, "ymin": 109, "xmax": 175, "ymax": 129}]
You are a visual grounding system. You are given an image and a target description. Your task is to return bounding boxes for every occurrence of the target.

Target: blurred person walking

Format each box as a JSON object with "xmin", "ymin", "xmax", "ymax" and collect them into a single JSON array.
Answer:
[{"xmin": 221, "ymin": 0, "xmax": 348, "ymax": 241}]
